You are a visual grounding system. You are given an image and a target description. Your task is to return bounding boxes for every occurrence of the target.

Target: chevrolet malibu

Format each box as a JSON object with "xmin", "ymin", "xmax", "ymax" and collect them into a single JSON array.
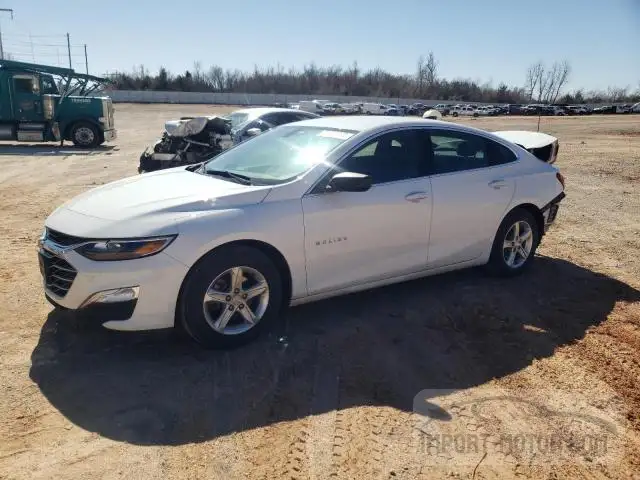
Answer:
[{"xmin": 39, "ymin": 116, "xmax": 566, "ymax": 348}]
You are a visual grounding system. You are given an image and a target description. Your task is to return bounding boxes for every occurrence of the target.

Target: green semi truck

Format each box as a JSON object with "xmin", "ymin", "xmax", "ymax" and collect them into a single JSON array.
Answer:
[{"xmin": 0, "ymin": 60, "xmax": 116, "ymax": 148}]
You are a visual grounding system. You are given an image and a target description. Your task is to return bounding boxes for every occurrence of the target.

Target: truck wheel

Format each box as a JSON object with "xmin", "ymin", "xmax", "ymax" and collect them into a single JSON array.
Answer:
[
  {"xmin": 452, "ymin": 112, "xmax": 459, "ymax": 117},
  {"xmin": 71, "ymin": 122, "xmax": 100, "ymax": 148}
]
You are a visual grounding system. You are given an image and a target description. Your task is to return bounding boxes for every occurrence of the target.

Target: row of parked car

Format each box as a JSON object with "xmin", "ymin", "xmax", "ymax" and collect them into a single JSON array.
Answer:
[{"xmin": 280, "ymin": 99, "xmax": 640, "ymax": 118}]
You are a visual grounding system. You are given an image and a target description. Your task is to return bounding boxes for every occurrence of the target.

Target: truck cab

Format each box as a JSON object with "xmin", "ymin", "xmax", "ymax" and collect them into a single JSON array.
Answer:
[{"xmin": 0, "ymin": 60, "xmax": 116, "ymax": 148}]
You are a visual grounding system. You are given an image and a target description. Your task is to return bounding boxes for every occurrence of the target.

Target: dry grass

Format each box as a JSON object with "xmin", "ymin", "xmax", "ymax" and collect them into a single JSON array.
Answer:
[{"xmin": 0, "ymin": 106, "xmax": 638, "ymax": 479}]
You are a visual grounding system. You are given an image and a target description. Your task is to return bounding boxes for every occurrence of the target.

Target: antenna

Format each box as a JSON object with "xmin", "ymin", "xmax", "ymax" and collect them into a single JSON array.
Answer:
[{"xmin": 0, "ymin": 8, "xmax": 14, "ymax": 60}]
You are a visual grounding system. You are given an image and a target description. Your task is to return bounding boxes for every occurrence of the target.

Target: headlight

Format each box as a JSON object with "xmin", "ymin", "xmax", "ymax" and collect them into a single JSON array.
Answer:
[{"xmin": 75, "ymin": 236, "xmax": 176, "ymax": 261}]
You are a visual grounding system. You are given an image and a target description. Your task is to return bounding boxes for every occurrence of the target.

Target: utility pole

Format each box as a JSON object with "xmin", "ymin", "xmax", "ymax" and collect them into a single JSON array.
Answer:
[
  {"xmin": 0, "ymin": 8, "xmax": 14, "ymax": 61},
  {"xmin": 84, "ymin": 44, "xmax": 88, "ymax": 74},
  {"xmin": 66, "ymin": 32, "xmax": 72, "ymax": 69}
]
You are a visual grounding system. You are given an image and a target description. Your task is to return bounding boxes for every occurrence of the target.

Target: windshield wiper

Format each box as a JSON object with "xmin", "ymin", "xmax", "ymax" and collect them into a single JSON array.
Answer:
[{"xmin": 204, "ymin": 169, "xmax": 253, "ymax": 185}]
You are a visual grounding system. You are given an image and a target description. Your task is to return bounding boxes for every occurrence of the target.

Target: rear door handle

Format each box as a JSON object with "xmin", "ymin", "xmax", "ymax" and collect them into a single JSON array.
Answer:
[
  {"xmin": 405, "ymin": 191, "xmax": 429, "ymax": 203},
  {"xmin": 488, "ymin": 179, "xmax": 507, "ymax": 189}
]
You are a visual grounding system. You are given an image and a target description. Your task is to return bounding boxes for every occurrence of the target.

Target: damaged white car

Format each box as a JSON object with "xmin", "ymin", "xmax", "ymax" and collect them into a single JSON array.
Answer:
[{"xmin": 492, "ymin": 130, "xmax": 559, "ymax": 164}]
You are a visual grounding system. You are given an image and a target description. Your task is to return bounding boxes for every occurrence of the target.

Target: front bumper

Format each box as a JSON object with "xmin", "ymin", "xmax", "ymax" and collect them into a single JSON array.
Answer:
[
  {"xmin": 39, "ymin": 246, "xmax": 189, "ymax": 331},
  {"xmin": 46, "ymin": 293, "xmax": 138, "ymax": 326}
]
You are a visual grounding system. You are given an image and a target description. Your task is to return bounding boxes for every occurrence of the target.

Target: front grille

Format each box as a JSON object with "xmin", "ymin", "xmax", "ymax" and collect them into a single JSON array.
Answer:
[
  {"xmin": 40, "ymin": 249, "xmax": 77, "ymax": 298},
  {"xmin": 46, "ymin": 228, "xmax": 86, "ymax": 247}
]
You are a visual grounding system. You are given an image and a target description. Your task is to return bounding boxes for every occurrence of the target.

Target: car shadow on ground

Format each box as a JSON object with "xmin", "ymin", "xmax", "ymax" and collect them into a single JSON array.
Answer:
[
  {"xmin": 29, "ymin": 256, "xmax": 640, "ymax": 446},
  {"xmin": 0, "ymin": 144, "xmax": 117, "ymax": 156}
]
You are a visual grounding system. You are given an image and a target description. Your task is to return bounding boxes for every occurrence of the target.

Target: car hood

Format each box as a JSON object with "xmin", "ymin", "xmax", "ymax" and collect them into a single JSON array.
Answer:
[{"xmin": 45, "ymin": 168, "xmax": 272, "ymax": 238}]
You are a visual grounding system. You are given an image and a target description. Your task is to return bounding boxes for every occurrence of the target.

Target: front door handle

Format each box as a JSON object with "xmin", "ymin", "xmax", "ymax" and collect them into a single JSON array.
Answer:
[
  {"xmin": 488, "ymin": 179, "xmax": 507, "ymax": 189},
  {"xmin": 405, "ymin": 191, "xmax": 429, "ymax": 203}
]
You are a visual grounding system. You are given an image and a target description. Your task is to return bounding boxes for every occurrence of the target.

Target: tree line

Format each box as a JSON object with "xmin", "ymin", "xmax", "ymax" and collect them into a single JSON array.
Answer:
[{"xmin": 106, "ymin": 53, "xmax": 640, "ymax": 104}]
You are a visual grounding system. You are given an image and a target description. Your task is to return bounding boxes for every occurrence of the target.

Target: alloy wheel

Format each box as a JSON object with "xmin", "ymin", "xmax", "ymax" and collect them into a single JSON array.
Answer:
[
  {"xmin": 202, "ymin": 266, "xmax": 270, "ymax": 335},
  {"xmin": 503, "ymin": 220, "xmax": 534, "ymax": 268}
]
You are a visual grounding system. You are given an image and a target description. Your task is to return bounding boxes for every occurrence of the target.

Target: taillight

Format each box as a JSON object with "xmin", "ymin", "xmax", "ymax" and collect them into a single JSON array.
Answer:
[{"xmin": 556, "ymin": 171, "xmax": 565, "ymax": 190}]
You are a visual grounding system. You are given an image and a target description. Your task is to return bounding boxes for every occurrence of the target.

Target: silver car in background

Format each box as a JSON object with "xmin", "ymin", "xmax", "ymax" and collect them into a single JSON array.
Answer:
[{"xmin": 229, "ymin": 107, "xmax": 320, "ymax": 144}]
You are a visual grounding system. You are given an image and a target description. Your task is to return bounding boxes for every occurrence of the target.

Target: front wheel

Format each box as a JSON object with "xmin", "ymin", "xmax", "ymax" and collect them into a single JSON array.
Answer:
[
  {"xmin": 71, "ymin": 122, "xmax": 100, "ymax": 148},
  {"xmin": 178, "ymin": 245, "xmax": 284, "ymax": 349},
  {"xmin": 486, "ymin": 209, "xmax": 540, "ymax": 276},
  {"xmin": 452, "ymin": 112, "xmax": 459, "ymax": 117}
]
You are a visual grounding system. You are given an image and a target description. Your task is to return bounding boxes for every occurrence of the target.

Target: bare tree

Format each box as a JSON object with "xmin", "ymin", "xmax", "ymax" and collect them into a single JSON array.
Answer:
[
  {"xmin": 415, "ymin": 55, "xmax": 426, "ymax": 96},
  {"xmin": 425, "ymin": 51, "xmax": 438, "ymax": 89},
  {"xmin": 525, "ymin": 60, "xmax": 570, "ymax": 103},
  {"xmin": 415, "ymin": 52, "xmax": 438, "ymax": 97},
  {"xmin": 549, "ymin": 60, "xmax": 571, "ymax": 103},
  {"xmin": 541, "ymin": 63, "xmax": 559, "ymax": 103},
  {"xmin": 535, "ymin": 64, "xmax": 548, "ymax": 102},
  {"xmin": 207, "ymin": 65, "xmax": 225, "ymax": 91},
  {"xmin": 607, "ymin": 86, "xmax": 628, "ymax": 102},
  {"xmin": 525, "ymin": 61, "xmax": 544, "ymax": 100}
]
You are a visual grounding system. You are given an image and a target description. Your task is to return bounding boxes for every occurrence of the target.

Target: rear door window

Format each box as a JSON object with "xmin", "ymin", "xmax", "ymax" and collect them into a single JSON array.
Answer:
[{"xmin": 427, "ymin": 130, "xmax": 517, "ymax": 174}]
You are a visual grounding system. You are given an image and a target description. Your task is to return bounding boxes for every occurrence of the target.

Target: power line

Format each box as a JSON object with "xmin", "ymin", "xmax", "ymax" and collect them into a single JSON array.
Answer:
[
  {"xmin": 1, "ymin": 32, "xmax": 66, "ymax": 38},
  {"xmin": 4, "ymin": 40, "xmax": 81, "ymax": 48},
  {"xmin": 2, "ymin": 30, "xmax": 91, "ymax": 73},
  {"xmin": 0, "ymin": 7, "xmax": 15, "ymax": 60}
]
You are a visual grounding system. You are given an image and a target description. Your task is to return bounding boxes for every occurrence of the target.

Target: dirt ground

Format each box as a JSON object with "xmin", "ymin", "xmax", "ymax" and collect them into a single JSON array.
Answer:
[{"xmin": 0, "ymin": 105, "xmax": 639, "ymax": 480}]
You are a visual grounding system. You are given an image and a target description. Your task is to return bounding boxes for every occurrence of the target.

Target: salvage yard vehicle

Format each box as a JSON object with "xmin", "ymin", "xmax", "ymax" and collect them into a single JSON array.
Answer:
[
  {"xmin": 138, "ymin": 107, "xmax": 319, "ymax": 173},
  {"xmin": 39, "ymin": 116, "xmax": 566, "ymax": 349},
  {"xmin": 321, "ymin": 103, "xmax": 344, "ymax": 115},
  {"xmin": 228, "ymin": 107, "xmax": 320, "ymax": 145},
  {"xmin": 0, "ymin": 59, "xmax": 116, "ymax": 148},
  {"xmin": 492, "ymin": 130, "xmax": 560, "ymax": 164},
  {"xmin": 451, "ymin": 105, "xmax": 479, "ymax": 117},
  {"xmin": 433, "ymin": 104, "xmax": 451, "ymax": 116},
  {"xmin": 299, "ymin": 100, "xmax": 327, "ymax": 114},
  {"xmin": 138, "ymin": 115, "xmax": 231, "ymax": 173},
  {"xmin": 362, "ymin": 102, "xmax": 388, "ymax": 115}
]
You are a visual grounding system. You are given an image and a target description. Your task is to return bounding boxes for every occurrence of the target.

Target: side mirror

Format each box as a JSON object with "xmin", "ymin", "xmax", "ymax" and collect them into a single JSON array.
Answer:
[
  {"xmin": 326, "ymin": 171, "xmax": 372, "ymax": 193},
  {"xmin": 246, "ymin": 128, "xmax": 262, "ymax": 137}
]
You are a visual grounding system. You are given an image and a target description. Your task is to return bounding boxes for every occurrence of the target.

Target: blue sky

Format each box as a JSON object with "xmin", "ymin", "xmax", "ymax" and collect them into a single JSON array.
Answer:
[{"xmin": 2, "ymin": 0, "xmax": 639, "ymax": 92}]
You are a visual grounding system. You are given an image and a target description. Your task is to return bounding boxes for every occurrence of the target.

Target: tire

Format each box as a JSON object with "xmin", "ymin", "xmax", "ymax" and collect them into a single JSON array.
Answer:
[
  {"xmin": 178, "ymin": 245, "xmax": 284, "ymax": 349},
  {"xmin": 71, "ymin": 122, "xmax": 100, "ymax": 148},
  {"xmin": 452, "ymin": 112, "xmax": 459, "ymax": 117},
  {"xmin": 486, "ymin": 208, "xmax": 540, "ymax": 277}
]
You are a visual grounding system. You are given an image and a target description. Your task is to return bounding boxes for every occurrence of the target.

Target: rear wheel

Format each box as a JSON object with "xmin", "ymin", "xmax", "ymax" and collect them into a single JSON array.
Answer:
[
  {"xmin": 486, "ymin": 208, "xmax": 540, "ymax": 276},
  {"xmin": 71, "ymin": 122, "xmax": 100, "ymax": 148},
  {"xmin": 178, "ymin": 245, "xmax": 284, "ymax": 349}
]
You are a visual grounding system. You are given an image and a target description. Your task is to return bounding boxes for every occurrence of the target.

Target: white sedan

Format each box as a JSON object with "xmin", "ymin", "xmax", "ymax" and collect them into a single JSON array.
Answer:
[{"xmin": 39, "ymin": 116, "xmax": 566, "ymax": 348}]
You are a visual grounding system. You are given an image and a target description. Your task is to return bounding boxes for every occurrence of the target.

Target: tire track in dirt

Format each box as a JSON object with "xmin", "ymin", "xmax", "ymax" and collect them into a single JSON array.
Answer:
[{"xmin": 306, "ymin": 360, "xmax": 340, "ymax": 480}]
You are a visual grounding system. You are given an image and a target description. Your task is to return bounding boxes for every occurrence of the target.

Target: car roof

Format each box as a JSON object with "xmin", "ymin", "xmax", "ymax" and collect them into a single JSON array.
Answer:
[
  {"xmin": 291, "ymin": 115, "xmax": 531, "ymax": 147},
  {"xmin": 292, "ymin": 115, "xmax": 455, "ymax": 132}
]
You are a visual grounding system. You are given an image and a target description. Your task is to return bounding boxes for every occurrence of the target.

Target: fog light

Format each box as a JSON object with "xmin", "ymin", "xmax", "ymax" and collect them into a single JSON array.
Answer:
[{"xmin": 80, "ymin": 286, "xmax": 139, "ymax": 308}]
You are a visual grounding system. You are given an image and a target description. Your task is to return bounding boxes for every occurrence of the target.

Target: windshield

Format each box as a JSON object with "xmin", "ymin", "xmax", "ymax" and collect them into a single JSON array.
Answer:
[
  {"xmin": 229, "ymin": 112, "xmax": 251, "ymax": 129},
  {"xmin": 203, "ymin": 125, "xmax": 356, "ymax": 184}
]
